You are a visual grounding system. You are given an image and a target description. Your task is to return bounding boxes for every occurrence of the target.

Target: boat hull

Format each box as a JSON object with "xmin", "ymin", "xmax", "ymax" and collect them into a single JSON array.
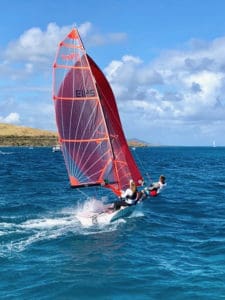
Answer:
[{"xmin": 76, "ymin": 205, "xmax": 135, "ymax": 227}]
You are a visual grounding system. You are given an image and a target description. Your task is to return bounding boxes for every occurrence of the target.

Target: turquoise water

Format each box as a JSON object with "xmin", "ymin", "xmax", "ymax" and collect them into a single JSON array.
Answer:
[{"xmin": 1, "ymin": 146, "xmax": 225, "ymax": 299}]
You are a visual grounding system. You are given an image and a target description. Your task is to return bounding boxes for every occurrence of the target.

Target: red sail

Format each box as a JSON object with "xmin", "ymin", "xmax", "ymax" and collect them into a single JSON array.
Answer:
[{"xmin": 52, "ymin": 29, "xmax": 143, "ymax": 195}]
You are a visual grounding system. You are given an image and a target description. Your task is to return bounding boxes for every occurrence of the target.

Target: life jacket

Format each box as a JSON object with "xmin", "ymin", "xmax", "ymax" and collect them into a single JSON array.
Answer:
[
  {"xmin": 150, "ymin": 189, "xmax": 158, "ymax": 197},
  {"xmin": 129, "ymin": 189, "xmax": 137, "ymax": 200},
  {"xmin": 125, "ymin": 189, "xmax": 138, "ymax": 205}
]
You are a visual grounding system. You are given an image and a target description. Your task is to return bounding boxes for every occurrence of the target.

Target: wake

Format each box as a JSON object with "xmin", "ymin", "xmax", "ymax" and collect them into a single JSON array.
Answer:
[
  {"xmin": 0, "ymin": 198, "xmax": 144, "ymax": 257},
  {"xmin": 0, "ymin": 199, "xmax": 117, "ymax": 256}
]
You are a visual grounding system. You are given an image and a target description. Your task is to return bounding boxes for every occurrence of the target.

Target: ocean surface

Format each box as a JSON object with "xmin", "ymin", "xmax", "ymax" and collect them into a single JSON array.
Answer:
[{"xmin": 1, "ymin": 146, "xmax": 225, "ymax": 299}]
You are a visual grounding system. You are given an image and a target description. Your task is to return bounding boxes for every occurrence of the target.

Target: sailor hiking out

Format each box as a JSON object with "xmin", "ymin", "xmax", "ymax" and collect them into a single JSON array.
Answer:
[{"xmin": 142, "ymin": 175, "xmax": 166, "ymax": 197}]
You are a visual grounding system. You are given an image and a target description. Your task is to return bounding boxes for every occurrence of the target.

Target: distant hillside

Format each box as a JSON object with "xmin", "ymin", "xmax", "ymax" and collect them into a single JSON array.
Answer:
[
  {"xmin": 128, "ymin": 138, "xmax": 160, "ymax": 147},
  {"xmin": 0, "ymin": 123, "xmax": 153, "ymax": 147},
  {"xmin": 0, "ymin": 123, "xmax": 58, "ymax": 146},
  {"xmin": 128, "ymin": 138, "xmax": 151, "ymax": 147}
]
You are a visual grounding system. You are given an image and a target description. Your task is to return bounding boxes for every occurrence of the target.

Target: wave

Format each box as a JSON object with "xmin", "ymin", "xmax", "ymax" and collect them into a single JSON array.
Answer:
[
  {"xmin": 0, "ymin": 197, "xmax": 141, "ymax": 257},
  {"xmin": 0, "ymin": 150, "xmax": 13, "ymax": 155}
]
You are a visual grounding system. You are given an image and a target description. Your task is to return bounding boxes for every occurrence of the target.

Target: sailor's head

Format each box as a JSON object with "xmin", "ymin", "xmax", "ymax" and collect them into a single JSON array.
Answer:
[
  {"xmin": 159, "ymin": 175, "xmax": 166, "ymax": 184},
  {"xmin": 129, "ymin": 179, "xmax": 136, "ymax": 187}
]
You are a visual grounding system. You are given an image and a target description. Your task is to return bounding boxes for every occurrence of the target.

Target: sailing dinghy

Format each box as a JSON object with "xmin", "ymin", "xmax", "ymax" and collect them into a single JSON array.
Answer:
[{"xmin": 52, "ymin": 28, "xmax": 144, "ymax": 226}]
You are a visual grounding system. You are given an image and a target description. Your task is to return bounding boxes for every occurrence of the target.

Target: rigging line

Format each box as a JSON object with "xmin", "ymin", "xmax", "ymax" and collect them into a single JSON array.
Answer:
[
  {"xmin": 56, "ymin": 67, "xmax": 68, "ymax": 173},
  {"xmin": 77, "ymin": 188, "xmax": 90, "ymax": 199},
  {"xmin": 57, "ymin": 44, "xmax": 70, "ymax": 160},
  {"xmin": 94, "ymin": 186, "xmax": 99, "ymax": 200},
  {"xmin": 132, "ymin": 148, "xmax": 151, "ymax": 183}
]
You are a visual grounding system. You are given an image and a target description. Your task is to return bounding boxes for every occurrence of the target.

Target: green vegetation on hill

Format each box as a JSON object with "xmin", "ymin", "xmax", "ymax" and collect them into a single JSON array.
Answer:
[
  {"xmin": 128, "ymin": 138, "xmax": 150, "ymax": 147},
  {"xmin": 0, "ymin": 123, "xmax": 151, "ymax": 147},
  {"xmin": 0, "ymin": 123, "xmax": 58, "ymax": 146}
]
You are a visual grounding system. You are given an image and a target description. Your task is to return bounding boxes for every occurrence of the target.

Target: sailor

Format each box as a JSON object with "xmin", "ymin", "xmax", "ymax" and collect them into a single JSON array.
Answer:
[
  {"xmin": 113, "ymin": 179, "xmax": 140, "ymax": 210},
  {"xmin": 143, "ymin": 175, "xmax": 166, "ymax": 197},
  {"xmin": 121, "ymin": 179, "xmax": 138, "ymax": 204}
]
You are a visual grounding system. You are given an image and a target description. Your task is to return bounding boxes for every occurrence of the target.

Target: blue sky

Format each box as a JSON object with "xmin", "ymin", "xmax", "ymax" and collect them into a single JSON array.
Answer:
[{"xmin": 1, "ymin": 0, "xmax": 225, "ymax": 146}]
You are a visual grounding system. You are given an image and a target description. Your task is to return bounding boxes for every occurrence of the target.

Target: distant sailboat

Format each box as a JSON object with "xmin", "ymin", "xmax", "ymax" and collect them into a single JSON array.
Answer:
[
  {"xmin": 52, "ymin": 28, "xmax": 144, "ymax": 225},
  {"xmin": 52, "ymin": 145, "xmax": 61, "ymax": 152},
  {"xmin": 213, "ymin": 141, "xmax": 216, "ymax": 147}
]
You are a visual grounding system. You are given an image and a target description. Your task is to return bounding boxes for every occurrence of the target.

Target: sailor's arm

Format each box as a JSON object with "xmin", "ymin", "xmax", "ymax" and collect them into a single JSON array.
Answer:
[{"xmin": 121, "ymin": 188, "xmax": 132, "ymax": 198}]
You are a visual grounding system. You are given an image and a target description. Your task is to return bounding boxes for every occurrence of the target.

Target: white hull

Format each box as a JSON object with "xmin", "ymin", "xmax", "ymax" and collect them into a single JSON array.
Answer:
[
  {"xmin": 76, "ymin": 205, "xmax": 135, "ymax": 227},
  {"xmin": 52, "ymin": 145, "xmax": 61, "ymax": 152}
]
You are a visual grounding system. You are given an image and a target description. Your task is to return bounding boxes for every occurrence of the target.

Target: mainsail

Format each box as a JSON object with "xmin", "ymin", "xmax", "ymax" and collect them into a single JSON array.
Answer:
[{"xmin": 52, "ymin": 28, "xmax": 143, "ymax": 196}]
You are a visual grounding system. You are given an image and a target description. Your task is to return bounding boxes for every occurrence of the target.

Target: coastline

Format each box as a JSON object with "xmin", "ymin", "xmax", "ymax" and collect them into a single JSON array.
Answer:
[
  {"xmin": 0, "ymin": 137, "xmax": 149, "ymax": 147},
  {"xmin": 0, "ymin": 123, "xmax": 150, "ymax": 147},
  {"xmin": 0, "ymin": 136, "xmax": 58, "ymax": 147}
]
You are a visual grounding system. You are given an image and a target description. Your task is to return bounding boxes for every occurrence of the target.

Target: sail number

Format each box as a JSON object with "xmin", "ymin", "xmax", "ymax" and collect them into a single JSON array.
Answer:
[{"xmin": 76, "ymin": 89, "xmax": 95, "ymax": 97}]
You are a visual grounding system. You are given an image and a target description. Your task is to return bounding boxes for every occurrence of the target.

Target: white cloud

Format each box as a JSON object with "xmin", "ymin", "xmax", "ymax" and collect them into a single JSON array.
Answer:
[
  {"xmin": 102, "ymin": 35, "xmax": 225, "ymax": 145},
  {"xmin": 1, "ymin": 22, "xmax": 127, "ymax": 83},
  {"xmin": 0, "ymin": 22, "xmax": 130, "ymax": 135},
  {"xmin": 0, "ymin": 112, "xmax": 20, "ymax": 124},
  {"xmin": 4, "ymin": 22, "xmax": 127, "ymax": 64},
  {"xmin": 1, "ymin": 23, "xmax": 225, "ymax": 145},
  {"xmin": 4, "ymin": 23, "xmax": 71, "ymax": 63}
]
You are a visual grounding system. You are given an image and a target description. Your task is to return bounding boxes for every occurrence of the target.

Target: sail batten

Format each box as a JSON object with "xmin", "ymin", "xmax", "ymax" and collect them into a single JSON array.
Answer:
[
  {"xmin": 61, "ymin": 138, "xmax": 108, "ymax": 143},
  {"xmin": 54, "ymin": 65, "xmax": 90, "ymax": 70},
  {"xmin": 53, "ymin": 96, "xmax": 98, "ymax": 101},
  {"xmin": 53, "ymin": 28, "xmax": 143, "ymax": 195},
  {"xmin": 61, "ymin": 43, "xmax": 83, "ymax": 49}
]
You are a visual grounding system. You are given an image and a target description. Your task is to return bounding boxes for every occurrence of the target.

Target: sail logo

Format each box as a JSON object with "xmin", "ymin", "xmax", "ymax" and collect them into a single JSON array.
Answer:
[{"xmin": 76, "ymin": 89, "xmax": 95, "ymax": 97}]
